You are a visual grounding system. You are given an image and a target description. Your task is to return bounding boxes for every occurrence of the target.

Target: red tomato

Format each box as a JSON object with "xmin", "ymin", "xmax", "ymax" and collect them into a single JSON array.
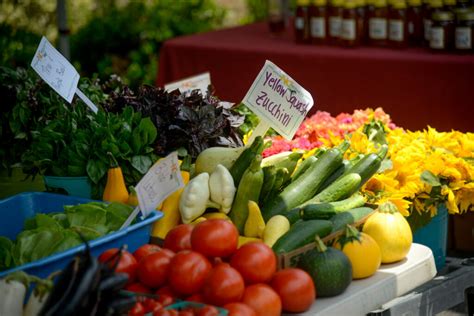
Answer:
[
  {"xmin": 156, "ymin": 294, "xmax": 175, "ymax": 307},
  {"xmin": 270, "ymin": 268, "xmax": 316, "ymax": 312},
  {"xmin": 125, "ymin": 283, "xmax": 152, "ymax": 294},
  {"xmin": 129, "ymin": 302, "xmax": 146, "ymax": 316},
  {"xmin": 223, "ymin": 303, "xmax": 257, "ymax": 316},
  {"xmin": 142, "ymin": 299, "xmax": 163, "ymax": 313},
  {"xmin": 196, "ymin": 305, "xmax": 219, "ymax": 316},
  {"xmin": 178, "ymin": 310, "xmax": 194, "ymax": 316},
  {"xmin": 138, "ymin": 250, "xmax": 174, "ymax": 288},
  {"xmin": 155, "ymin": 285, "xmax": 178, "ymax": 298},
  {"xmin": 202, "ymin": 263, "xmax": 245, "ymax": 306},
  {"xmin": 191, "ymin": 219, "xmax": 238, "ymax": 258},
  {"xmin": 186, "ymin": 293, "xmax": 205, "ymax": 303},
  {"xmin": 230, "ymin": 242, "xmax": 276, "ymax": 284},
  {"xmin": 241, "ymin": 284, "xmax": 282, "ymax": 316},
  {"xmin": 99, "ymin": 248, "xmax": 138, "ymax": 283},
  {"xmin": 133, "ymin": 244, "xmax": 162, "ymax": 262},
  {"xmin": 153, "ymin": 310, "xmax": 178, "ymax": 316},
  {"xmin": 164, "ymin": 224, "xmax": 194, "ymax": 252},
  {"xmin": 168, "ymin": 250, "xmax": 212, "ymax": 295}
]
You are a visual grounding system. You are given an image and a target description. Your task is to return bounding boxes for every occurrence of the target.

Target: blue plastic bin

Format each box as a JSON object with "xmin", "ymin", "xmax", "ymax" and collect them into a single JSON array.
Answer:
[{"xmin": 0, "ymin": 192, "xmax": 162, "ymax": 278}]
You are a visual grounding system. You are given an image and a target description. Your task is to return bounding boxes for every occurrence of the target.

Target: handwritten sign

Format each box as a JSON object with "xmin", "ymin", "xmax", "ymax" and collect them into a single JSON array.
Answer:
[
  {"xmin": 165, "ymin": 72, "xmax": 211, "ymax": 94},
  {"xmin": 243, "ymin": 61, "xmax": 314, "ymax": 140},
  {"xmin": 31, "ymin": 37, "xmax": 98, "ymax": 113},
  {"xmin": 135, "ymin": 152, "xmax": 184, "ymax": 217}
]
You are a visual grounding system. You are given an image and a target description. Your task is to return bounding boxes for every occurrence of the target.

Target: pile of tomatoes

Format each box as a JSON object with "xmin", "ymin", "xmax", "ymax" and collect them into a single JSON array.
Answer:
[{"xmin": 99, "ymin": 219, "xmax": 316, "ymax": 316}]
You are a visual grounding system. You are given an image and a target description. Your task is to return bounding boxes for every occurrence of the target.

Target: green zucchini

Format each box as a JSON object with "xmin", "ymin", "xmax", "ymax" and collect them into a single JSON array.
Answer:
[
  {"xmin": 305, "ymin": 173, "xmax": 362, "ymax": 204},
  {"xmin": 272, "ymin": 219, "xmax": 333, "ymax": 254},
  {"xmin": 267, "ymin": 168, "xmax": 289, "ymax": 201},
  {"xmin": 229, "ymin": 155, "xmax": 264, "ymax": 234},
  {"xmin": 318, "ymin": 159, "xmax": 352, "ymax": 191},
  {"xmin": 330, "ymin": 207, "xmax": 375, "ymax": 233},
  {"xmin": 259, "ymin": 165, "xmax": 276, "ymax": 205},
  {"xmin": 342, "ymin": 144, "xmax": 388, "ymax": 189},
  {"xmin": 299, "ymin": 194, "xmax": 366, "ymax": 220},
  {"xmin": 229, "ymin": 136, "xmax": 264, "ymax": 186},
  {"xmin": 262, "ymin": 141, "xmax": 349, "ymax": 221},
  {"xmin": 291, "ymin": 155, "xmax": 317, "ymax": 182},
  {"xmin": 283, "ymin": 208, "xmax": 301, "ymax": 224},
  {"xmin": 272, "ymin": 152, "xmax": 303, "ymax": 184}
]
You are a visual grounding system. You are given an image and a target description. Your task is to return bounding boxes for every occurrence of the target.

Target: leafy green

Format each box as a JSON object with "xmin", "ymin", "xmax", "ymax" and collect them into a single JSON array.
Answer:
[{"xmin": 1, "ymin": 201, "xmax": 134, "ymax": 271}]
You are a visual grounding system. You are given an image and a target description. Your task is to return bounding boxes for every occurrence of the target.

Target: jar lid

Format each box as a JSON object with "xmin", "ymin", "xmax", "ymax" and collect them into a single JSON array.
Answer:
[
  {"xmin": 314, "ymin": 0, "xmax": 328, "ymax": 6},
  {"xmin": 297, "ymin": 0, "xmax": 311, "ymax": 5},
  {"xmin": 407, "ymin": 0, "xmax": 422, "ymax": 6},
  {"xmin": 355, "ymin": 0, "xmax": 367, "ymax": 6},
  {"xmin": 430, "ymin": 0, "xmax": 444, "ymax": 8},
  {"xmin": 443, "ymin": 0, "xmax": 456, "ymax": 5},
  {"xmin": 373, "ymin": 0, "xmax": 388, "ymax": 7},
  {"xmin": 392, "ymin": 0, "xmax": 408, "ymax": 8},
  {"xmin": 344, "ymin": 0, "xmax": 358, "ymax": 8},
  {"xmin": 432, "ymin": 10, "xmax": 454, "ymax": 20},
  {"xmin": 331, "ymin": 0, "xmax": 345, "ymax": 6},
  {"xmin": 458, "ymin": 11, "xmax": 474, "ymax": 20}
]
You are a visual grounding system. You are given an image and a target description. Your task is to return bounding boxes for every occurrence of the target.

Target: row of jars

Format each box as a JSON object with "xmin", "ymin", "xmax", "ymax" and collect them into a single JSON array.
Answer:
[{"xmin": 294, "ymin": 0, "xmax": 474, "ymax": 51}]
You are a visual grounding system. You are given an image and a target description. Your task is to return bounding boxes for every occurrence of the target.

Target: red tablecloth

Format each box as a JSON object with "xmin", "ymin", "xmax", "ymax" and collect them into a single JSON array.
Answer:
[{"xmin": 157, "ymin": 22, "xmax": 474, "ymax": 132}]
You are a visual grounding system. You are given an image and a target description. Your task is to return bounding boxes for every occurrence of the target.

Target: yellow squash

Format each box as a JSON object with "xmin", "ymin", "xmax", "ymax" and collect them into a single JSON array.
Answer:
[
  {"xmin": 334, "ymin": 225, "xmax": 381, "ymax": 279},
  {"xmin": 362, "ymin": 202, "xmax": 413, "ymax": 264},
  {"xmin": 151, "ymin": 157, "xmax": 191, "ymax": 239},
  {"xmin": 103, "ymin": 153, "xmax": 129, "ymax": 203}
]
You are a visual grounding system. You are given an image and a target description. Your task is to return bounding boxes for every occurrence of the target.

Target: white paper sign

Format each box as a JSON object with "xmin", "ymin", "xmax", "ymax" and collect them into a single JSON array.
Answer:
[
  {"xmin": 135, "ymin": 152, "xmax": 184, "ymax": 217},
  {"xmin": 165, "ymin": 72, "xmax": 211, "ymax": 94},
  {"xmin": 243, "ymin": 61, "xmax": 314, "ymax": 140},
  {"xmin": 30, "ymin": 37, "xmax": 98, "ymax": 113}
]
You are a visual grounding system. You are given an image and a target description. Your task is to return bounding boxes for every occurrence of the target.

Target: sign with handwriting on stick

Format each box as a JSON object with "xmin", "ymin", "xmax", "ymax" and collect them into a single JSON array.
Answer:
[
  {"xmin": 135, "ymin": 152, "xmax": 184, "ymax": 218},
  {"xmin": 243, "ymin": 60, "xmax": 314, "ymax": 140},
  {"xmin": 165, "ymin": 72, "xmax": 211, "ymax": 94},
  {"xmin": 31, "ymin": 37, "xmax": 98, "ymax": 113}
]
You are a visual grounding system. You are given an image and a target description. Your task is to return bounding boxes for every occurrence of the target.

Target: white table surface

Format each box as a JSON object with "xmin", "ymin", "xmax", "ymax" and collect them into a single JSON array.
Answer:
[{"xmin": 291, "ymin": 243, "xmax": 437, "ymax": 316}]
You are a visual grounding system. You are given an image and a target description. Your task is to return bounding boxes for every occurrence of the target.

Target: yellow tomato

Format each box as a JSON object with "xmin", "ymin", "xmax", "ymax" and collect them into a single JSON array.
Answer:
[
  {"xmin": 335, "ymin": 232, "xmax": 381, "ymax": 279},
  {"xmin": 362, "ymin": 203, "xmax": 413, "ymax": 264}
]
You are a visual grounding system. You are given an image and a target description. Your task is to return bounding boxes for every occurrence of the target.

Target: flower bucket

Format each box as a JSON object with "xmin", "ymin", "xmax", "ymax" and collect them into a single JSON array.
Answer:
[
  {"xmin": 43, "ymin": 176, "xmax": 92, "ymax": 199},
  {"xmin": 413, "ymin": 204, "xmax": 448, "ymax": 270}
]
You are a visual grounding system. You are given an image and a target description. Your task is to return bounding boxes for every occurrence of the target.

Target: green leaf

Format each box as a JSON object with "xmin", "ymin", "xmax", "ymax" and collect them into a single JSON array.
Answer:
[
  {"xmin": 34, "ymin": 214, "xmax": 63, "ymax": 230},
  {"xmin": 54, "ymin": 230, "xmax": 82, "ymax": 252},
  {"xmin": 0, "ymin": 237, "xmax": 13, "ymax": 271},
  {"xmin": 131, "ymin": 155, "xmax": 152, "ymax": 174},
  {"xmin": 86, "ymin": 159, "xmax": 108, "ymax": 184},
  {"xmin": 420, "ymin": 170, "xmax": 441, "ymax": 187},
  {"xmin": 69, "ymin": 226, "xmax": 105, "ymax": 241},
  {"xmin": 13, "ymin": 228, "xmax": 64, "ymax": 265},
  {"xmin": 106, "ymin": 202, "xmax": 134, "ymax": 232}
]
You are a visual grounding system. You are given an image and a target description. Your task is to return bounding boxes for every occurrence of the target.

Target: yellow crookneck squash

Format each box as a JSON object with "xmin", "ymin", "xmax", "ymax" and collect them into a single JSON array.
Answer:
[
  {"xmin": 103, "ymin": 153, "xmax": 129, "ymax": 204},
  {"xmin": 151, "ymin": 156, "xmax": 191, "ymax": 239}
]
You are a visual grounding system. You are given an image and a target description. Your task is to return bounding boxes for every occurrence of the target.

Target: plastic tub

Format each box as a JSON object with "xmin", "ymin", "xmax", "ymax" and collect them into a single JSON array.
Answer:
[
  {"xmin": 43, "ymin": 175, "xmax": 92, "ymax": 198},
  {"xmin": 0, "ymin": 192, "xmax": 162, "ymax": 278}
]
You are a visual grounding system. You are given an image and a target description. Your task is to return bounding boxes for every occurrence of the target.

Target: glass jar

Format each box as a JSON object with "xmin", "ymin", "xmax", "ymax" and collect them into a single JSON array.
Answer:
[
  {"xmin": 423, "ymin": 0, "xmax": 444, "ymax": 45},
  {"xmin": 456, "ymin": 0, "xmax": 471, "ymax": 8},
  {"xmin": 328, "ymin": 0, "xmax": 344, "ymax": 44},
  {"xmin": 268, "ymin": 0, "xmax": 288, "ymax": 34},
  {"xmin": 356, "ymin": 0, "xmax": 368, "ymax": 43},
  {"xmin": 455, "ymin": 10, "xmax": 474, "ymax": 50},
  {"xmin": 430, "ymin": 11, "xmax": 455, "ymax": 49},
  {"xmin": 341, "ymin": 0, "xmax": 360, "ymax": 46},
  {"xmin": 369, "ymin": 0, "xmax": 389, "ymax": 45},
  {"xmin": 389, "ymin": 0, "xmax": 409, "ymax": 47},
  {"xmin": 295, "ymin": 0, "xmax": 311, "ymax": 43},
  {"xmin": 407, "ymin": 0, "xmax": 424, "ymax": 45},
  {"xmin": 310, "ymin": 0, "xmax": 328, "ymax": 44}
]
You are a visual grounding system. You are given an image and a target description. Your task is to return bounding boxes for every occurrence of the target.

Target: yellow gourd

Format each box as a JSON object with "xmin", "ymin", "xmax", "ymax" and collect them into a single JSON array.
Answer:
[
  {"xmin": 244, "ymin": 201, "xmax": 266, "ymax": 238},
  {"xmin": 238, "ymin": 236, "xmax": 262, "ymax": 248},
  {"xmin": 334, "ymin": 225, "xmax": 381, "ymax": 279},
  {"xmin": 362, "ymin": 202, "xmax": 413, "ymax": 264},
  {"xmin": 127, "ymin": 186, "xmax": 139, "ymax": 207},
  {"xmin": 151, "ymin": 156, "xmax": 191, "ymax": 239},
  {"xmin": 103, "ymin": 153, "xmax": 129, "ymax": 203}
]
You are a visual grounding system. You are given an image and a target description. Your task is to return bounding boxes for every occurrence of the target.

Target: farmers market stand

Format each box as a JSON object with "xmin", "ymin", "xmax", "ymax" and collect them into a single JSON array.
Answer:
[
  {"xmin": 287, "ymin": 244, "xmax": 474, "ymax": 315},
  {"xmin": 156, "ymin": 22, "xmax": 474, "ymax": 132}
]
